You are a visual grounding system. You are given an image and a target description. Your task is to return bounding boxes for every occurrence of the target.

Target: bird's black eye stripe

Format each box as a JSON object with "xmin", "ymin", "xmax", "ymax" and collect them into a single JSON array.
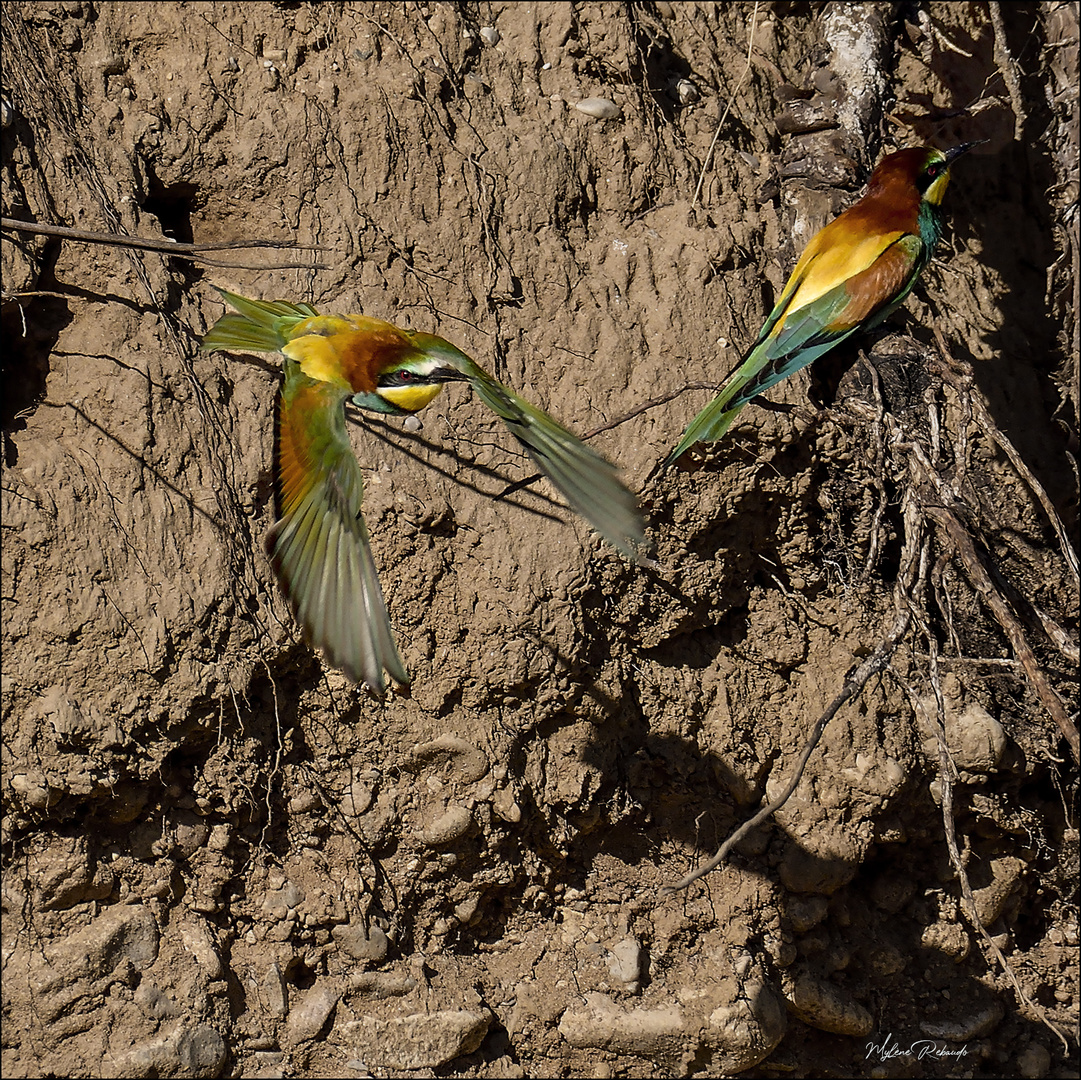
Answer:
[
  {"xmin": 380, "ymin": 370, "xmax": 418, "ymax": 386},
  {"xmin": 915, "ymin": 160, "xmax": 947, "ymax": 194}
]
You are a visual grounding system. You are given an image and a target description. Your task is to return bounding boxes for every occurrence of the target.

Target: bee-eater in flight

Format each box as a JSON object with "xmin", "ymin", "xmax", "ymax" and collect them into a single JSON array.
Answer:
[
  {"xmin": 663, "ymin": 144, "xmax": 980, "ymax": 467},
  {"xmin": 201, "ymin": 290, "xmax": 644, "ymax": 694}
]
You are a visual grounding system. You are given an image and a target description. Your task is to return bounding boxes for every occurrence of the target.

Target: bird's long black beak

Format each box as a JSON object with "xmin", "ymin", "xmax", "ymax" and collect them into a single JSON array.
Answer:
[
  {"xmin": 945, "ymin": 140, "xmax": 988, "ymax": 165},
  {"xmin": 431, "ymin": 367, "xmax": 473, "ymax": 384}
]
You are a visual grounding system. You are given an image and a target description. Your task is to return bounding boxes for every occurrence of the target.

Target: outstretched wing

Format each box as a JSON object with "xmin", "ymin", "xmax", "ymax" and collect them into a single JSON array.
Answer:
[
  {"xmin": 465, "ymin": 365, "xmax": 645, "ymax": 558},
  {"xmin": 269, "ymin": 359, "xmax": 409, "ymax": 692}
]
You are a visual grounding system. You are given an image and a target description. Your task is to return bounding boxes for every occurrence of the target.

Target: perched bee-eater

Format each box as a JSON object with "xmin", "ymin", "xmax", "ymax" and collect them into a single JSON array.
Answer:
[
  {"xmin": 664, "ymin": 144, "xmax": 980, "ymax": 466},
  {"xmin": 201, "ymin": 289, "xmax": 644, "ymax": 693}
]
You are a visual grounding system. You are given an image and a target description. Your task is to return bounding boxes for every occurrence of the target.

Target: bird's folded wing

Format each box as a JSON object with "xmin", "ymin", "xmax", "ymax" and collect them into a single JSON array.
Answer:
[
  {"xmin": 662, "ymin": 234, "xmax": 924, "ymax": 465},
  {"xmin": 269, "ymin": 359, "xmax": 409, "ymax": 692},
  {"xmin": 763, "ymin": 233, "xmax": 924, "ymax": 365},
  {"xmin": 466, "ymin": 368, "xmax": 645, "ymax": 558},
  {"xmin": 775, "ymin": 226, "xmax": 908, "ymax": 321}
]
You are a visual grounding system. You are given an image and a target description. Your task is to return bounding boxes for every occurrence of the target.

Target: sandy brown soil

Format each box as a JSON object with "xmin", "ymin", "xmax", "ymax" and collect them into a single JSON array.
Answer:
[{"xmin": 2, "ymin": 3, "xmax": 1078, "ymax": 1077}]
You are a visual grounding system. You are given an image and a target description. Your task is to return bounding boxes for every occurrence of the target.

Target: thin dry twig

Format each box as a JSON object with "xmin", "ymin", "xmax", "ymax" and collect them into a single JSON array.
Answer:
[
  {"xmin": 854, "ymin": 353, "xmax": 891, "ymax": 580},
  {"xmin": 2, "ymin": 290, "xmax": 80, "ymax": 302},
  {"xmin": 580, "ymin": 386, "xmax": 719, "ymax": 443},
  {"xmin": 988, "ymin": 1, "xmax": 1027, "ymax": 140},
  {"xmin": 662, "ymin": 604, "xmax": 912, "ymax": 895},
  {"xmin": 1, "ymin": 216, "xmax": 330, "ymax": 270}
]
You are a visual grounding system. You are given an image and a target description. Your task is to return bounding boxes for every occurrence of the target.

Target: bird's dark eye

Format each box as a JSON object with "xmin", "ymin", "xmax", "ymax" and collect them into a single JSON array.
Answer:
[{"xmin": 926, "ymin": 163, "xmax": 943, "ymax": 178}]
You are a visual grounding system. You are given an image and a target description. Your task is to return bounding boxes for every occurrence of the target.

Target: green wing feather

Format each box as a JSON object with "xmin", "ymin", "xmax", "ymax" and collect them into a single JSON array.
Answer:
[
  {"xmin": 200, "ymin": 288, "xmax": 319, "ymax": 354},
  {"xmin": 461, "ymin": 361, "xmax": 645, "ymax": 558},
  {"xmin": 270, "ymin": 358, "xmax": 408, "ymax": 692}
]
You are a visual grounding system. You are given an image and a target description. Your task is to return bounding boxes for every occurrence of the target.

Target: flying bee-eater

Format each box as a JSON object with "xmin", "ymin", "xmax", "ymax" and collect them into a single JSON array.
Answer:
[
  {"xmin": 664, "ymin": 144, "xmax": 981, "ymax": 467},
  {"xmin": 201, "ymin": 289, "xmax": 644, "ymax": 693}
]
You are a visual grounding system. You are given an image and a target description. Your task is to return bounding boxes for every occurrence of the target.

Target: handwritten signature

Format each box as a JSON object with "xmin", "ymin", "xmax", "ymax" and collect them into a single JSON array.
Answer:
[{"xmin": 866, "ymin": 1033, "xmax": 968, "ymax": 1062}]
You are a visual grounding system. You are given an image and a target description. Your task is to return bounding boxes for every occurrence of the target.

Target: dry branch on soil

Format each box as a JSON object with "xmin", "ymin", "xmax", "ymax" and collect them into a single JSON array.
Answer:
[{"xmin": 1, "ymin": 216, "xmax": 329, "ymax": 271}]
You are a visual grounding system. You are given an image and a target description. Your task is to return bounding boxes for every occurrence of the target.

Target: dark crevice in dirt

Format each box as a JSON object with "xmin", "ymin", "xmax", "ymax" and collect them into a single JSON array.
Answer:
[{"xmin": 1, "ymin": 237, "xmax": 69, "ymax": 442}]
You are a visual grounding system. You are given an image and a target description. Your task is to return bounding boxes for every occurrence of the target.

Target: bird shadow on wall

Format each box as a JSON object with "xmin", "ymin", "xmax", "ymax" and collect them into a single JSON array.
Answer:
[{"xmin": 351, "ymin": 409, "xmax": 595, "ymax": 527}]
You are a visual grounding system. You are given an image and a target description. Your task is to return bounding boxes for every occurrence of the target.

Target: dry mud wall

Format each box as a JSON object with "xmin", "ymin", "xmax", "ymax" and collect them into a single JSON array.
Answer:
[{"xmin": 2, "ymin": 3, "xmax": 1078, "ymax": 1078}]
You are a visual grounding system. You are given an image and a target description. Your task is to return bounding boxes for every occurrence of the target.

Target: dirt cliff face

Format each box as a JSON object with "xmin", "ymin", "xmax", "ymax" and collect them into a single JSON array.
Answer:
[{"xmin": 2, "ymin": 3, "xmax": 1077, "ymax": 1077}]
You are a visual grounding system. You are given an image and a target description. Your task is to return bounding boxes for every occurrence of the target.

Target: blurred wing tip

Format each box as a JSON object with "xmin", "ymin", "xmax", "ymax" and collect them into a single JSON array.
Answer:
[
  {"xmin": 625, "ymin": 535, "xmax": 653, "ymax": 563},
  {"xmin": 635, "ymin": 551, "xmax": 662, "ymax": 572},
  {"xmin": 306, "ymin": 631, "xmax": 410, "ymax": 696},
  {"xmin": 592, "ymin": 511, "xmax": 649, "ymax": 562},
  {"xmin": 359, "ymin": 671, "xmax": 389, "ymax": 696},
  {"xmin": 378, "ymin": 660, "xmax": 412, "ymax": 694},
  {"xmin": 304, "ymin": 605, "xmax": 411, "ymax": 695}
]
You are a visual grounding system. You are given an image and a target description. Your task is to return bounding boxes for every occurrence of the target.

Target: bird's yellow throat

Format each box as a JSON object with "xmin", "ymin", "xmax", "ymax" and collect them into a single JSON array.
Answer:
[{"xmin": 377, "ymin": 382, "xmax": 444, "ymax": 413}]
